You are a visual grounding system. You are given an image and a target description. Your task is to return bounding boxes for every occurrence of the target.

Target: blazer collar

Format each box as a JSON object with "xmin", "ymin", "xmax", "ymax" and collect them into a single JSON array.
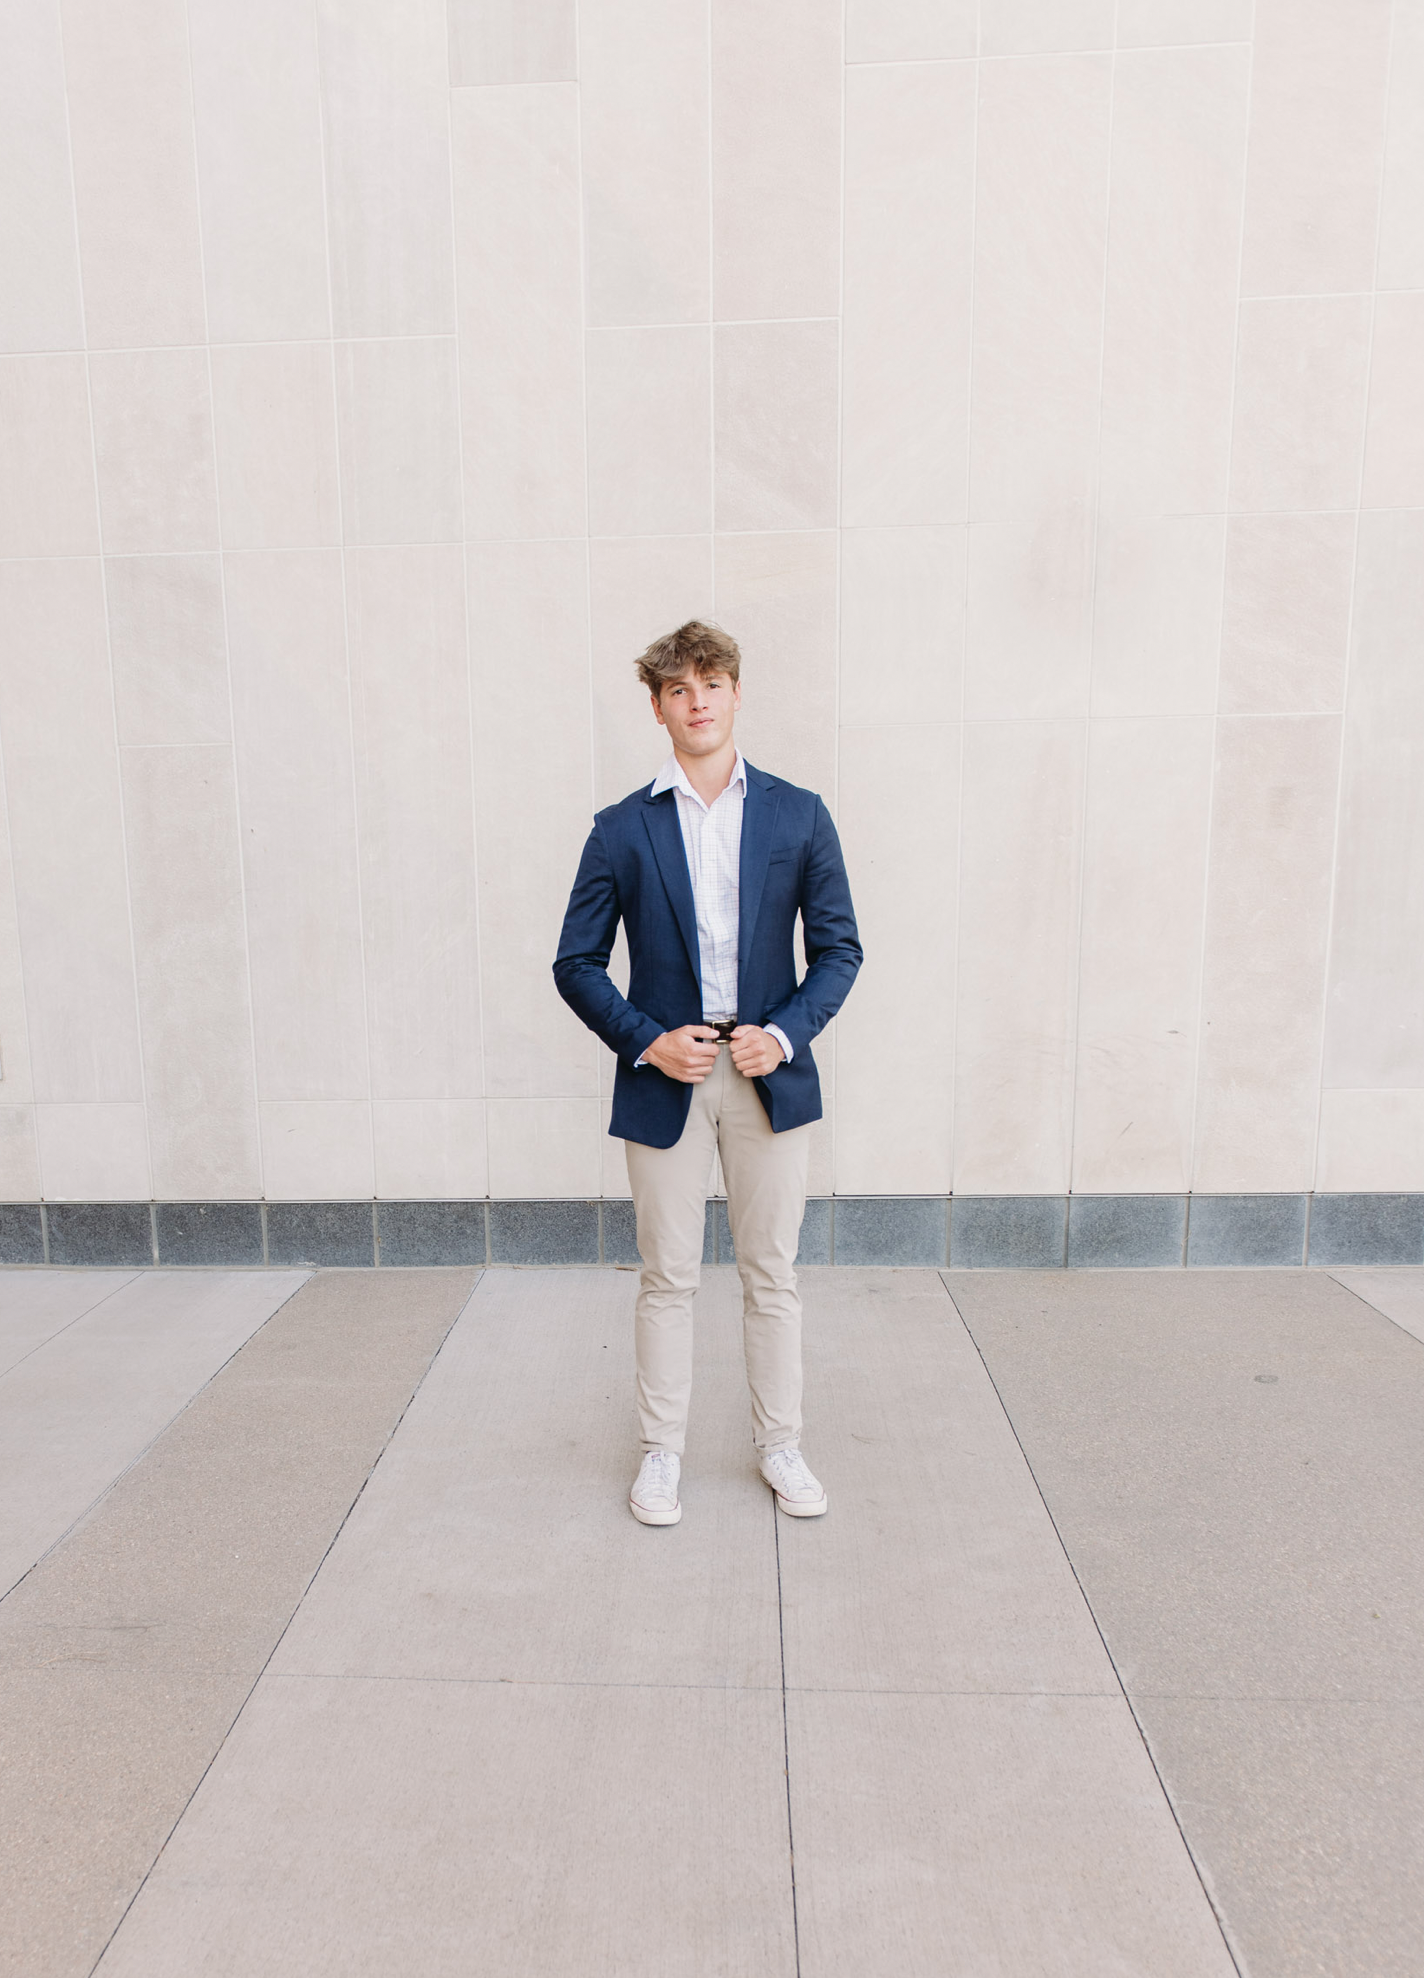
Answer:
[{"xmin": 640, "ymin": 785, "xmax": 700, "ymax": 984}]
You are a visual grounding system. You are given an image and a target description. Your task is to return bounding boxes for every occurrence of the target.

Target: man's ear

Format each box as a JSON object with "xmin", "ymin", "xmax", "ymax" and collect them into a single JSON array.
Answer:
[{"xmin": 651, "ymin": 689, "xmax": 667, "ymax": 727}]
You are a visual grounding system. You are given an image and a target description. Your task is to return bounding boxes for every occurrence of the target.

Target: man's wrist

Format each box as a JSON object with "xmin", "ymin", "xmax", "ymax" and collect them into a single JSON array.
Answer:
[{"xmin": 764, "ymin": 1023, "xmax": 793, "ymax": 1065}]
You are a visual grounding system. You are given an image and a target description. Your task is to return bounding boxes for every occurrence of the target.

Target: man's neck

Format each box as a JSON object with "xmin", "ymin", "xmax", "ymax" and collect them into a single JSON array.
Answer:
[{"xmin": 673, "ymin": 737, "xmax": 739, "ymax": 807}]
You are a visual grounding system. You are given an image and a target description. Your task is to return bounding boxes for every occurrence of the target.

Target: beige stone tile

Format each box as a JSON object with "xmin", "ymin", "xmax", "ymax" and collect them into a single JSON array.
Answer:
[
  {"xmin": 0, "ymin": 748, "xmax": 35, "ymax": 1109},
  {"xmin": 1115, "ymin": 0, "xmax": 1253, "ymax": 44},
  {"xmin": 790, "ymin": 1692, "xmax": 1234, "ymax": 1977},
  {"xmin": 316, "ymin": 0, "xmax": 455, "ymax": 338},
  {"xmin": 333, "ymin": 338, "xmax": 462, "ymax": 545},
  {"xmin": 1362, "ymin": 291, "xmax": 1424, "ymax": 511},
  {"xmin": 105, "ymin": 554, "xmax": 231, "ymax": 747},
  {"xmin": 0, "ymin": 561, "xmax": 142, "ymax": 1103},
  {"xmin": 224, "ymin": 551, "xmax": 368, "ymax": 1101},
  {"xmin": 711, "ymin": 0, "xmax": 840, "ymax": 322},
  {"xmin": 1193, "ymin": 714, "xmax": 1340, "ymax": 1190},
  {"xmin": 346, "ymin": 546, "xmax": 481, "ymax": 1100},
  {"xmin": 138, "ymin": 872, "xmax": 245, "ymax": 1231},
  {"xmin": 259, "ymin": 1100, "xmax": 373, "ymax": 1199},
  {"xmin": 1229, "ymin": 296, "xmax": 1372, "ymax": 513},
  {"xmin": 1218, "ymin": 512, "xmax": 1354, "ymax": 715},
  {"xmin": 98, "ymin": 1675, "xmax": 793, "ymax": 1978},
  {"xmin": 35, "ymin": 1103, "xmax": 150, "ymax": 1201},
  {"xmin": 0, "ymin": 1271, "xmax": 138, "ymax": 1378},
  {"xmin": 714, "ymin": 320, "xmax": 839, "ymax": 534},
  {"xmin": 714, "ymin": 531, "xmax": 838, "ymax": 799},
  {"xmin": 964, "ymin": 510, "xmax": 1094, "ymax": 719},
  {"xmin": 1240, "ymin": 0, "xmax": 1392, "ymax": 298},
  {"xmin": 843, "ymin": 61, "xmax": 974, "ymax": 528},
  {"xmin": 1099, "ymin": 47, "xmax": 1248, "ymax": 516},
  {"xmin": 89, "ymin": 348, "xmax": 220, "ymax": 557},
  {"xmin": 580, "ymin": 0, "xmax": 709, "ymax": 326},
  {"xmin": 953, "ymin": 719, "xmax": 1084, "ymax": 1194},
  {"xmin": 586, "ymin": 327, "xmax": 711, "ymax": 537},
  {"xmin": 839, "ymin": 526, "xmax": 965, "ymax": 726},
  {"xmin": 0, "ymin": 1268, "xmax": 465, "ymax": 1978},
  {"xmin": 468, "ymin": 539, "xmax": 598, "ymax": 1100},
  {"xmin": 834, "ymin": 728, "xmax": 956, "ymax": 1195},
  {"xmin": 372, "ymin": 1099, "xmax": 487, "ymax": 1199},
  {"xmin": 0, "ymin": 354, "xmax": 97, "ymax": 557},
  {"xmin": 1071, "ymin": 717, "xmax": 1213, "ymax": 1193},
  {"xmin": 599, "ymin": 1103, "xmax": 632, "ymax": 1196},
  {"xmin": 1378, "ymin": 1, "xmax": 1424, "ymax": 290},
  {"xmin": 1321, "ymin": 510, "xmax": 1424, "ymax": 1090},
  {"xmin": 60, "ymin": 0, "xmax": 205, "ymax": 347},
  {"xmin": 1091, "ymin": 513, "xmax": 1225, "ymax": 718},
  {"xmin": 1316, "ymin": 1090, "xmax": 1424, "ymax": 1194},
  {"xmin": 0, "ymin": 1099, "xmax": 37, "ymax": 1186},
  {"xmin": 273, "ymin": 1269, "xmax": 780, "ymax": 1684},
  {"xmin": 122, "ymin": 746, "xmax": 261, "ymax": 1200},
  {"xmin": 845, "ymin": 0, "xmax": 976, "ymax": 61},
  {"xmin": 486, "ymin": 1098, "xmax": 602, "ymax": 1196},
  {"xmin": 0, "ymin": 1109, "xmax": 40, "ymax": 1198},
  {"xmin": 970, "ymin": 54, "xmax": 1112, "ymax": 520},
  {"xmin": 453, "ymin": 84, "xmax": 585, "ymax": 541},
  {"xmin": 188, "ymin": 0, "xmax": 329, "ymax": 343},
  {"xmin": 1330, "ymin": 1265, "xmax": 1424, "ymax": 1347},
  {"xmin": 0, "ymin": 1270, "xmax": 309, "ymax": 1597},
  {"xmin": 979, "ymin": 0, "xmax": 1115, "ymax": 54},
  {"xmin": 0, "ymin": 0, "xmax": 83, "ymax": 351},
  {"xmin": 448, "ymin": 0, "xmax": 576, "ymax": 83},
  {"xmin": 589, "ymin": 534, "xmax": 715, "ymax": 809},
  {"xmin": 211, "ymin": 342, "xmax": 341, "ymax": 551}
]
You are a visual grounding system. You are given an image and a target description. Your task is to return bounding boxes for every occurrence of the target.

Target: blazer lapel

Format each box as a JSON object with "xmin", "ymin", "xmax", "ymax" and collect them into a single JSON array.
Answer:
[
  {"xmin": 737, "ymin": 765, "xmax": 781, "ymax": 1010},
  {"xmin": 642, "ymin": 789, "xmax": 701, "ymax": 984}
]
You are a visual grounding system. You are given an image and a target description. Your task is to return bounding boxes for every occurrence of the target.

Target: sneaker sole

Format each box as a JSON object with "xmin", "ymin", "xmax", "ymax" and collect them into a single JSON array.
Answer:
[
  {"xmin": 629, "ymin": 1497, "xmax": 681, "ymax": 1526},
  {"xmin": 764, "ymin": 1480, "xmax": 828, "ymax": 1518}
]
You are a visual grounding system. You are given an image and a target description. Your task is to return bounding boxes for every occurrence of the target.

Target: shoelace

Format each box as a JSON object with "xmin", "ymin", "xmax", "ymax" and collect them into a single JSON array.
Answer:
[
  {"xmin": 640, "ymin": 1451, "xmax": 677, "ymax": 1499},
  {"xmin": 768, "ymin": 1450, "xmax": 815, "ymax": 1494}
]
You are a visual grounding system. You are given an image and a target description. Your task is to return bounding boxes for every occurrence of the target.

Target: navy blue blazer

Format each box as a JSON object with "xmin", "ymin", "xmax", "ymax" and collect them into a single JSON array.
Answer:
[{"xmin": 553, "ymin": 762, "xmax": 862, "ymax": 1149}]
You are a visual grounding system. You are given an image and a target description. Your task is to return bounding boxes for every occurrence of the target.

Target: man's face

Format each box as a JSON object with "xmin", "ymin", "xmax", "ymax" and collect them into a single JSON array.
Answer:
[{"xmin": 652, "ymin": 667, "xmax": 740, "ymax": 756}]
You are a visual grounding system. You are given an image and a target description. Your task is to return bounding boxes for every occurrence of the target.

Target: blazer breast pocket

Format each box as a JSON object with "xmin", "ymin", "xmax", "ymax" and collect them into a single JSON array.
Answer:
[{"xmin": 766, "ymin": 848, "xmax": 799, "ymax": 867}]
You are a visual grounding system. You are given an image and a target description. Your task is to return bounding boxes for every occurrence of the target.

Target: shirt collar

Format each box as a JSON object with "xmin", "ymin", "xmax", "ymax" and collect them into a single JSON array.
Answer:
[{"xmin": 651, "ymin": 749, "xmax": 746, "ymax": 810}]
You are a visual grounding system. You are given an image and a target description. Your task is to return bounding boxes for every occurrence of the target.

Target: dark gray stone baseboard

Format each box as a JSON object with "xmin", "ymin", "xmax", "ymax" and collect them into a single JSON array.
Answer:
[{"xmin": 5, "ymin": 1194, "xmax": 1424, "ymax": 1270}]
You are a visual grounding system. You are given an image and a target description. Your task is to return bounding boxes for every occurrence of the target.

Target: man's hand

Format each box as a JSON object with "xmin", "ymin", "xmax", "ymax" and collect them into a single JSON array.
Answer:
[
  {"xmin": 644, "ymin": 1025, "xmax": 720, "ymax": 1084},
  {"xmin": 728, "ymin": 1025, "xmax": 785, "ymax": 1078}
]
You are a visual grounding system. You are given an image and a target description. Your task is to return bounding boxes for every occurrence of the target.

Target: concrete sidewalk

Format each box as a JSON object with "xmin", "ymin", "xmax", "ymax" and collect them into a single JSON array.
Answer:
[{"xmin": 2, "ymin": 1264, "xmax": 1421, "ymax": 1975}]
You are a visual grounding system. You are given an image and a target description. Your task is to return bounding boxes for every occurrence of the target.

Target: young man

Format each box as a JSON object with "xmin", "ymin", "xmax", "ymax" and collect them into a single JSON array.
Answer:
[{"xmin": 553, "ymin": 621, "xmax": 862, "ymax": 1526}]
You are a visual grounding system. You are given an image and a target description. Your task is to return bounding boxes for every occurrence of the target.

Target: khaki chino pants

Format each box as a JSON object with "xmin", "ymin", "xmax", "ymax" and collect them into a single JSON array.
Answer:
[{"xmin": 624, "ymin": 1045, "xmax": 811, "ymax": 1457}]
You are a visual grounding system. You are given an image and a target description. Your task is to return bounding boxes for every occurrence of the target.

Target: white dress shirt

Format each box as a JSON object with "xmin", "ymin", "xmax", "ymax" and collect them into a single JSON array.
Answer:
[{"xmin": 636, "ymin": 750, "xmax": 792, "ymax": 1068}]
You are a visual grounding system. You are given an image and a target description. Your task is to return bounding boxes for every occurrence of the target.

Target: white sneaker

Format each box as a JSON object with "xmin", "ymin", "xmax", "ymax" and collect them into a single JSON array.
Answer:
[
  {"xmin": 629, "ymin": 1449, "xmax": 681, "ymax": 1526},
  {"xmin": 759, "ymin": 1446, "xmax": 828, "ymax": 1517}
]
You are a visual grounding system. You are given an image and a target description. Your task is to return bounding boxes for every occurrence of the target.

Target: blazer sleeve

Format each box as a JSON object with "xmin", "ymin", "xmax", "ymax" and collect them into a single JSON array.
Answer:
[
  {"xmin": 552, "ymin": 817, "xmax": 665, "ymax": 1065},
  {"xmin": 763, "ymin": 797, "xmax": 863, "ymax": 1056}
]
